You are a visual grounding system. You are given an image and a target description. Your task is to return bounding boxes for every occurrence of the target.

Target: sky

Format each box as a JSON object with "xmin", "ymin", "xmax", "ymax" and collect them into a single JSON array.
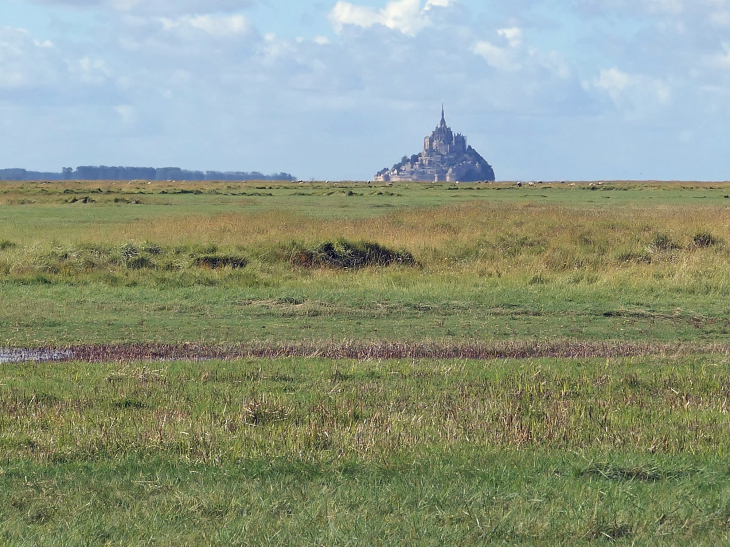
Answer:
[{"xmin": 1, "ymin": 0, "xmax": 729, "ymax": 181}]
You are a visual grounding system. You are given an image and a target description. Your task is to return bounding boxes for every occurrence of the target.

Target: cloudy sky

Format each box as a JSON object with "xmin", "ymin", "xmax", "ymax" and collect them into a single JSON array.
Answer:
[{"xmin": 1, "ymin": 0, "xmax": 729, "ymax": 180}]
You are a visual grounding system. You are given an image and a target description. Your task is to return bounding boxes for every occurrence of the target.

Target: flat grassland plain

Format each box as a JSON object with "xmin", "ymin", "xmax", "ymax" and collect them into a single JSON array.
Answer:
[{"xmin": 3, "ymin": 180, "xmax": 730, "ymax": 544}]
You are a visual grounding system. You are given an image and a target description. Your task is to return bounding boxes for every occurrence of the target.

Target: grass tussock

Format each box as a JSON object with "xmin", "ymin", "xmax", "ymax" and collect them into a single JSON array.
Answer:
[
  {"xmin": 693, "ymin": 230, "xmax": 719, "ymax": 248},
  {"xmin": 288, "ymin": 239, "xmax": 417, "ymax": 269},
  {"xmin": 0, "ymin": 241, "xmax": 250, "ymax": 279},
  {"xmin": 194, "ymin": 255, "xmax": 248, "ymax": 269}
]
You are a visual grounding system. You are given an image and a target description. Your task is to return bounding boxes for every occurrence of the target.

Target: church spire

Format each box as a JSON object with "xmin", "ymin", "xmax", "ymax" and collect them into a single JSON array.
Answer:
[{"xmin": 440, "ymin": 103, "xmax": 446, "ymax": 127}]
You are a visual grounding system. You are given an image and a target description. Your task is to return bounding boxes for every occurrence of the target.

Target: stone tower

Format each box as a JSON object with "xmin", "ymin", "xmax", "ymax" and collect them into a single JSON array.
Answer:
[{"xmin": 423, "ymin": 105, "xmax": 466, "ymax": 156}]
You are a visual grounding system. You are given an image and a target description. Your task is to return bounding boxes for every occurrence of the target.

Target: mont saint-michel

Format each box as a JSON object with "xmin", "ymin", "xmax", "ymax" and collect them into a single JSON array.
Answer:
[{"xmin": 375, "ymin": 107, "xmax": 495, "ymax": 183}]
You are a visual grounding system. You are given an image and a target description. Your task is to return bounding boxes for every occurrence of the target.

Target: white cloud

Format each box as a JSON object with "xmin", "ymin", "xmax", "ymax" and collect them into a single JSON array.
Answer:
[
  {"xmin": 706, "ymin": 42, "xmax": 730, "ymax": 68},
  {"xmin": 472, "ymin": 41, "xmax": 520, "ymax": 71},
  {"xmin": 533, "ymin": 50, "xmax": 571, "ymax": 78},
  {"xmin": 159, "ymin": 14, "xmax": 251, "ymax": 37},
  {"xmin": 0, "ymin": 25, "xmax": 118, "ymax": 104},
  {"xmin": 0, "ymin": 27, "xmax": 60, "ymax": 89},
  {"xmin": 710, "ymin": 11, "xmax": 730, "ymax": 26},
  {"xmin": 68, "ymin": 56, "xmax": 111, "ymax": 84},
  {"xmin": 256, "ymin": 33, "xmax": 298, "ymax": 63},
  {"xmin": 472, "ymin": 28, "xmax": 523, "ymax": 72},
  {"xmin": 329, "ymin": 0, "xmax": 436, "ymax": 36},
  {"xmin": 590, "ymin": 67, "xmax": 672, "ymax": 114},
  {"xmin": 498, "ymin": 27, "xmax": 522, "ymax": 48},
  {"xmin": 472, "ymin": 26, "xmax": 572, "ymax": 79},
  {"xmin": 595, "ymin": 67, "xmax": 631, "ymax": 92},
  {"xmin": 575, "ymin": 0, "xmax": 684, "ymax": 16},
  {"xmin": 424, "ymin": 0, "xmax": 452, "ymax": 9},
  {"xmin": 114, "ymin": 104, "xmax": 135, "ymax": 125},
  {"xmin": 329, "ymin": 3, "xmax": 381, "ymax": 33}
]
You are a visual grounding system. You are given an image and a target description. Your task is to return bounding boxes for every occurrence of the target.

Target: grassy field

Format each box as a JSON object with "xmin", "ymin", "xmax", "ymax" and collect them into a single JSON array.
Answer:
[
  {"xmin": 3, "ymin": 180, "xmax": 730, "ymax": 348},
  {"xmin": 4, "ymin": 179, "xmax": 730, "ymax": 544},
  {"xmin": 4, "ymin": 355, "xmax": 730, "ymax": 545}
]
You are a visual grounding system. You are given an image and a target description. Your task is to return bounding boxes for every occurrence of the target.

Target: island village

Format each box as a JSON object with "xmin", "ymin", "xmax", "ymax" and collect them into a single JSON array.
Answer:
[{"xmin": 375, "ymin": 107, "xmax": 495, "ymax": 183}]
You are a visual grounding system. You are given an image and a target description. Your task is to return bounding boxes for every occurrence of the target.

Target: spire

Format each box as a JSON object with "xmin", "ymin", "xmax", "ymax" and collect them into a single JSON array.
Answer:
[{"xmin": 440, "ymin": 103, "xmax": 446, "ymax": 127}]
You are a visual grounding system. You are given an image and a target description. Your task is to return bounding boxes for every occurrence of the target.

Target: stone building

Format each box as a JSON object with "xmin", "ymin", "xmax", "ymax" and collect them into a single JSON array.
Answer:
[{"xmin": 375, "ymin": 106, "xmax": 495, "ymax": 182}]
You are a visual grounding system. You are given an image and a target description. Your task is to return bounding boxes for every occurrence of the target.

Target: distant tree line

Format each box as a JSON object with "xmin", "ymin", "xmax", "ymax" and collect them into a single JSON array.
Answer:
[
  {"xmin": 0, "ymin": 168, "xmax": 64, "ymax": 181},
  {"xmin": 0, "ymin": 167, "xmax": 296, "ymax": 182}
]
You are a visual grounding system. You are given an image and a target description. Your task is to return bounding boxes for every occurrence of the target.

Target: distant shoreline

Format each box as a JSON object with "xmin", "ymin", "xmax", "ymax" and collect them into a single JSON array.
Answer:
[{"xmin": 0, "ymin": 166, "xmax": 295, "ymax": 182}]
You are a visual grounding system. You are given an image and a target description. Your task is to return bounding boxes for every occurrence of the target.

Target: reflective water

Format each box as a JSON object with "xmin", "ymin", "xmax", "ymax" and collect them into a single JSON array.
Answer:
[{"xmin": 0, "ymin": 349, "xmax": 74, "ymax": 363}]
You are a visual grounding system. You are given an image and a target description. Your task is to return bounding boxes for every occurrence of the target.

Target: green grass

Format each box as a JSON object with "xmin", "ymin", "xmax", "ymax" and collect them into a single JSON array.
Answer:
[
  {"xmin": 3, "ymin": 179, "xmax": 730, "ymax": 347},
  {"xmin": 3, "ymin": 355, "xmax": 730, "ymax": 544},
  {"xmin": 4, "ymin": 279, "xmax": 730, "ymax": 347},
  {"xmin": 5, "ymin": 451, "xmax": 730, "ymax": 545},
  {"xmin": 6, "ymin": 180, "xmax": 730, "ymax": 543}
]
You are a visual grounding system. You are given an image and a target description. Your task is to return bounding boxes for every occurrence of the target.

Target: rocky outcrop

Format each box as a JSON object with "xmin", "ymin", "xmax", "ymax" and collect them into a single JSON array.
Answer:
[{"xmin": 444, "ymin": 146, "xmax": 495, "ymax": 182}]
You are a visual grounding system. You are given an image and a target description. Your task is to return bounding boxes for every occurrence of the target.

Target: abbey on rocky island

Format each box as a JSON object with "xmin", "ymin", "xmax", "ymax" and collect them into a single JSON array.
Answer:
[{"xmin": 375, "ymin": 106, "xmax": 495, "ymax": 183}]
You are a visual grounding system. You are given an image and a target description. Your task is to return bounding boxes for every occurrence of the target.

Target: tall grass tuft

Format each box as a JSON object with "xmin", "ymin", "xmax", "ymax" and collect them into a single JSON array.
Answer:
[
  {"xmin": 288, "ymin": 239, "xmax": 417, "ymax": 269},
  {"xmin": 693, "ymin": 231, "xmax": 719, "ymax": 248}
]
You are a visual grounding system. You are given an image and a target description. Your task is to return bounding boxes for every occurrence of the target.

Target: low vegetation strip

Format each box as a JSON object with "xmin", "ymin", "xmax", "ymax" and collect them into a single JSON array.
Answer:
[
  {"xmin": 5, "ymin": 340, "xmax": 730, "ymax": 363},
  {"xmin": 4, "ymin": 355, "xmax": 730, "ymax": 463}
]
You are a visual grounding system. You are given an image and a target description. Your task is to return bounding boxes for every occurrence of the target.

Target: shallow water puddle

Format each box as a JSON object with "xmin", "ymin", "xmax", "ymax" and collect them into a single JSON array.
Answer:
[{"xmin": 0, "ymin": 348, "xmax": 74, "ymax": 363}]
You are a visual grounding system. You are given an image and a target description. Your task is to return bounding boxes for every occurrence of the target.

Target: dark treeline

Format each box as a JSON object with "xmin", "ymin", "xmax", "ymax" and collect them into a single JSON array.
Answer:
[
  {"xmin": 0, "ymin": 168, "xmax": 64, "ymax": 181},
  {"xmin": 0, "ymin": 167, "xmax": 296, "ymax": 182}
]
